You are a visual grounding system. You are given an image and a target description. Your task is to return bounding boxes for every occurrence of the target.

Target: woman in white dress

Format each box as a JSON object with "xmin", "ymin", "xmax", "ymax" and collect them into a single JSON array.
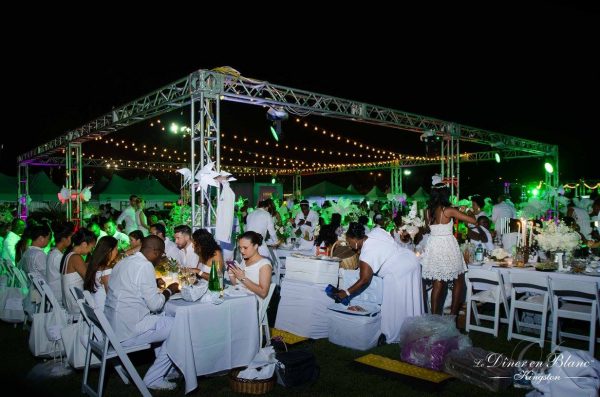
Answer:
[
  {"xmin": 421, "ymin": 183, "xmax": 476, "ymax": 320},
  {"xmin": 61, "ymin": 228, "xmax": 97, "ymax": 317},
  {"xmin": 83, "ymin": 236, "xmax": 118, "ymax": 310},
  {"xmin": 338, "ymin": 222, "xmax": 423, "ymax": 344},
  {"xmin": 46, "ymin": 221, "xmax": 75, "ymax": 303},
  {"xmin": 228, "ymin": 231, "xmax": 272, "ymax": 299},
  {"xmin": 135, "ymin": 198, "xmax": 150, "ymax": 236}
]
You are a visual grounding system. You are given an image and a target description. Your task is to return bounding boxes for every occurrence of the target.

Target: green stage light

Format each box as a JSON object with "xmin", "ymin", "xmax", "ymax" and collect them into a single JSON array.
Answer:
[
  {"xmin": 403, "ymin": 169, "xmax": 412, "ymax": 175},
  {"xmin": 271, "ymin": 177, "xmax": 276, "ymax": 184},
  {"xmin": 269, "ymin": 125, "xmax": 279, "ymax": 142},
  {"xmin": 170, "ymin": 123, "xmax": 179, "ymax": 134},
  {"xmin": 532, "ymin": 188, "xmax": 539, "ymax": 197},
  {"xmin": 544, "ymin": 162, "xmax": 554, "ymax": 174},
  {"xmin": 494, "ymin": 152, "xmax": 501, "ymax": 163}
]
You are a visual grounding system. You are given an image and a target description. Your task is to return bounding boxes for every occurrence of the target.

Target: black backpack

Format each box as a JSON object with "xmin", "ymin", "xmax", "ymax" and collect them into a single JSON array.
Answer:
[{"xmin": 275, "ymin": 350, "xmax": 320, "ymax": 387}]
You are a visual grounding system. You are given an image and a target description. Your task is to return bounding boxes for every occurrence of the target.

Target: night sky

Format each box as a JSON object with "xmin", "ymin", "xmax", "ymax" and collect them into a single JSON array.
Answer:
[{"xmin": 3, "ymin": 2, "xmax": 598, "ymax": 200}]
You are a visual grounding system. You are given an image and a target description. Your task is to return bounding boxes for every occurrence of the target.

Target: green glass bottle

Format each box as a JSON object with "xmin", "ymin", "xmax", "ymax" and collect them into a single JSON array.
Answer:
[{"xmin": 208, "ymin": 260, "xmax": 220, "ymax": 291}]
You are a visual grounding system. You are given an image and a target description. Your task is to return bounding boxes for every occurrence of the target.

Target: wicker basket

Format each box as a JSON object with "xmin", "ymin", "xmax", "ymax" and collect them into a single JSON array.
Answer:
[{"xmin": 229, "ymin": 369, "xmax": 276, "ymax": 395}]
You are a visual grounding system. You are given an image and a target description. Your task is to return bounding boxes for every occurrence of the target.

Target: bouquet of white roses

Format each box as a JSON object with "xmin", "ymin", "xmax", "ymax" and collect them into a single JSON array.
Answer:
[
  {"xmin": 400, "ymin": 202, "xmax": 425, "ymax": 239},
  {"xmin": 534, "ymin": 220, "xmax": 581, "ymax": 252}
]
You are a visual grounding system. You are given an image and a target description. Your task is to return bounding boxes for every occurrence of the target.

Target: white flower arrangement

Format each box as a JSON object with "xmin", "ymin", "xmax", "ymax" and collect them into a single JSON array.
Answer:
[
  {"xmin": 534, "ymin": 220, "xmax": 581, "ymax": 252},
  {"xmin": 400, "ymin": 202, "xmax": 425, "ymax": 239},
  {"xmin": 490, "ymin": 248, "xmax": 510, "ymax": 260}
]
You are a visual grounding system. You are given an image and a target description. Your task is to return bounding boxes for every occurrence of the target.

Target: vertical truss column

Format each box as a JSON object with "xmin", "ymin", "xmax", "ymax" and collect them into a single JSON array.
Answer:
[
  {"xmin": 66, "ymin": 143, "xmax": 83, "ymax": 228},
  {"xmin": 440, "ymin": 125, "xmax": 461, "ymax": 200},
  {"xmin": 391, "ymin": 163, "xmax": 402, "ymax": 195},
  {"xmin": 191, "ymin": 72, "xmax": 222, "ymax": 230},
  {"xmin": 17, "ymin": 163, "xmax": 29, "ymax": 220},
  {"xmin": 293, "ymin": 172, "xmax": 302, "ymax": 199}
]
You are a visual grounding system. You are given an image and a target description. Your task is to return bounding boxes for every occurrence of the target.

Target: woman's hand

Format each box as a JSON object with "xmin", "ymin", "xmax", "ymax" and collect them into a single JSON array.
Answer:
[
  {"xmin": 334, "ymin": 290, "xmax": 348, "ymax": 300},
  {"xmin": 230, "ymin": 264, "xmax": 245, "ymax": 281}
]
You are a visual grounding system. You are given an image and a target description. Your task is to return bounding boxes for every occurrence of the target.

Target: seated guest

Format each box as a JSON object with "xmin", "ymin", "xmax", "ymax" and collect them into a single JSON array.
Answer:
[
  {"xmin": 47, "ymin": 221, "xmax": 75, "ymax": 303},
  {"xmin": 174, "ymin": 225, "xmax": 200, "ymax": 270},
  {"xmin": 124, "ymin": 230, "xmax": 144, "ymax": 256},
  {"xmin": 337, "ymin": 223, "xmax": 423, "ymax": 344},
  {"xmin": 83, "ymin": 236, "xmax": 118, "ymax": 310},
  {"xmin": 467, "ymin": 194, "xmax": 487, "ymax": 230},
  {"xmin": 314, "ymin": 224, "xmax": 358, "ymax": 269},
  {"xmin": 88, "ymin": 221, "xmax": 108, "ymax": 240},
  {"xmin": 105, "ymin": 236, "xmax": 180, "ymax": 391},
  {"xmin": 18, "ymin": 223, "xmax": 51, "ymax": 279},
  {"xmin": 61, "ymin": 228, "xmax": 97, "ymax": 317},
  {"xmin": 192, "ymin": 228, "xmax": 224, "ymax": 280},
  {"xmin": 290, "ymin": 200, "xmax": 319, "ymax": 240},
  {"xmin": 358, "ymin": 215, "xmax": 371, "ymax": 235},
  {"xmin": 228, "ymin": 231, "xmax": 272, "ymax": 299},
  {"xmin": 103, "ymin": 219, "xmax": 130, "ymax": 251},
  {"xmin": 149, "ymin": 223, "xmax": 183, "ymax": 264},
  {"xmin": 467, "ymin": 216, "xmax": 494, "ymax": 251}
]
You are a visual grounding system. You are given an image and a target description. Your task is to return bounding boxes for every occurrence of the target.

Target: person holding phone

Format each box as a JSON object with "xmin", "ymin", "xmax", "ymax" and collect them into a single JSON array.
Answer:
[{"xmin": 227, "ymin": 231, "xmax": 272, "ymax": 299}]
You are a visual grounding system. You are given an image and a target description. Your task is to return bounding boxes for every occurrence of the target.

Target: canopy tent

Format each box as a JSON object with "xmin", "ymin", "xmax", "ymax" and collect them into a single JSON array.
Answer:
[
  {"xmin": 303, "ymin": 181, "xmax": 362, "ymax": 200},
  {"xmin": 29, "ymin": 172, "xmax": 60, "ymax": 202},
  {"xmin": 365, "ymin": 186, "xmax": 386, "ymax": 200},
  {"xmin": 97, "ymin": 175, "xmax": 141, "ymax": 202},
  {"xmin": 0, "ymin": 173, "xmax": 17, "ymax": 202},
  {"xmin": 91, "ymin": 176, "xmax": 110, "ymax": 195},
  {"xmin": 346, "ymin": 184, "xmax": 362, "ymax": 196},
  {"xmin": 134, "ymin": 177, "xmax": 179, "ymax": 202},
  {"xmin": 98, "ymin": 175, "xmax": 178, "ymax": 202},
  {"xmin": 411, "ymin": 187, "xmax": 430, "ymax": 202}
]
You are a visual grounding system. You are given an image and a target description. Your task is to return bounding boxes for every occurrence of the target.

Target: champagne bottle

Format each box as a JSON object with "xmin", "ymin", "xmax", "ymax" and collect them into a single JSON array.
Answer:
[{"xmin": 208, "ymin": 260, "xmax": 220, "ymax": 291}]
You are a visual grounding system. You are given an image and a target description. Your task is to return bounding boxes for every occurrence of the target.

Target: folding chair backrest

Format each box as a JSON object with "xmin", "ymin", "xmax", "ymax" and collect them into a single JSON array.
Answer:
[
  {"xmin": 509, "ymin": 272, "xmax": 549, "ymax": 295},
  {"xmin": 259, "ymin": 283, "xmax": 276, "ymax": 323},
  {"xmin": 38, "ymin": 277, "xmax": 62, "ymax": 312},
  {"xmin": 79, "ymin": 301, "xmax": 116, "ymax": 345},
  {"xmin": 70, "ymin": 285, "xmax": 85, "ymax": 302},
  {"xmin": 550, "ymin": 278, "xmax": 599, "ymax": 304},
  {"xmin": 466, "ymin": 268, "xmax": 502, "ymax": 290}
]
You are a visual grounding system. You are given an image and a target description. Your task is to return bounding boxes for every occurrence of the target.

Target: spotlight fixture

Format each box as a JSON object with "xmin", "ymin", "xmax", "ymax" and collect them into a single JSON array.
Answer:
[
  {"xmin": 266, "ymin": 107, "xmax": 288, "ymax": 142},
  {"xmin": 494, "ymin": 152, "xmax": 501, "ymax": 163},
  {"xmin": 544, "ymin": 162, "xmax": 554, "ymax": 174}
]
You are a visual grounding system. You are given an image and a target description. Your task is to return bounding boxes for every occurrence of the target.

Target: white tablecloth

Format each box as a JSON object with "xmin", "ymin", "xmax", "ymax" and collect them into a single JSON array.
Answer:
[
  {"xmin": 274, "ymin": 278, "xmax": 331, "ymax": 339},
  {"xmin": 468, "ymin": 264, "xmax": 600, "ymax": 290},
  {"xmin": 165, "ymin": 294, "xmax": 259, "ymax": 393}
]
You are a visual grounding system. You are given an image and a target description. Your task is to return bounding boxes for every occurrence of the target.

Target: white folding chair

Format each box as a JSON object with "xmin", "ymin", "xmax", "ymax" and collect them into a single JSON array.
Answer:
[
  {"xmin": 507, "ymin": 272, "xmax": 550, "ymax": 348},
  {"xmin": 267, "ymin": 246, "xmax": 282, "ymax": 286},
  {"xmin": 465, "ymin": 268, "xmax": 511, "ymax": 337},
  {"xmin": 549, "ymin": 278, "xmax": 600, "ymax": 356},
  {"xmin": 77, "ymin": 299, "xmax": 152, "ymax": 397},
  {"xmin": 258, "ymin": 283, "xmax": 276, "ymax": 348}
]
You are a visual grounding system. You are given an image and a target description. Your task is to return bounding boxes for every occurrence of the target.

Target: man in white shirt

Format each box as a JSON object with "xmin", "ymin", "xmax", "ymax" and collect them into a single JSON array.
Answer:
[
  {"xmin": 246, "ymin": 199, "xmax": 278, "ymax": 257},
  {"xmin": 18, "ymin": 224, "xmax": 51, "ymax": 279},
  {"xmin": 103, "ymin": 219, "xmax": 130, "ymax": 251},
  {"xmin": 105, "ymin": 236, "xmax": 180, "ymax": 391},
  {"xmin": 2, "ymin": 219, "xmax": 25, "ymax": 265},
  {"xmin": 291, "ymin": 200, "xmax": 319, "ymax": 240},
  {"xmin": 149, "ymin": 223, "xmax": 183, "ymax": 265},
  {"xmin": 467, "ymin": 195, "xmax": 487, "ymax": 230},
  {"xmin": 467, "ymin": 216, "xmax": 495, "ymax": 251},
  {"xmin": 174, "ymin": 225, "xmax": 200, "ymax": 270},
  {"xmin": 116, "ymin": 195, "xmax": 139, "ymax": 234},
  {"xmin": 88, "ymin": 222, "xmax": 108, "ymax": 240},
  {"xmin": 492, "ymin": 195, "xmax": 516, "ymax": 233}
]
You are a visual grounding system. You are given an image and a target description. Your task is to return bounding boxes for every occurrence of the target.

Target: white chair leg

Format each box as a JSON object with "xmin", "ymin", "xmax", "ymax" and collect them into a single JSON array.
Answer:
[
  {"xmin": 114, "ymin": 364, "xmax": 131, "ymax": 385},
  {"xmin": 494, "ymin": 299, "xmax": 500, "ymax": 337},
  {"xmin": 508, "ymin": 302, "xmax": 515, "ymax": 341},
  {"xmin": 551, "ymin": 311, "xmax": 559, "ymax": 352},
  {"xmin": 465, "ymin": 297, "xmax": 472, "ymax": 332}
]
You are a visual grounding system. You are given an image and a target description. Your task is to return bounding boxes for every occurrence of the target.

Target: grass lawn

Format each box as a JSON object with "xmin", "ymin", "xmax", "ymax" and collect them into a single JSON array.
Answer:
[{"xmin": 2, "ymin": 296, "xmax": 598, "ymax": 396}]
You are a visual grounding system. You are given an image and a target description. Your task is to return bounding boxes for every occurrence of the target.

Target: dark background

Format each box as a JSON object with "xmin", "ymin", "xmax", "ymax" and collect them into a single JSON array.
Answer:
[{"xmin": 3, "ymin": 2, "xmax": 598, "ymax": 201}]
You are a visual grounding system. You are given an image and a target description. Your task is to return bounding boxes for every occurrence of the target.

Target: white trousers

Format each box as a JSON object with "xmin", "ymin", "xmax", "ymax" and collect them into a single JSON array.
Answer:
[{"xmin": 122, "ymin": 315, "xmax": 174, "ymax": 387}]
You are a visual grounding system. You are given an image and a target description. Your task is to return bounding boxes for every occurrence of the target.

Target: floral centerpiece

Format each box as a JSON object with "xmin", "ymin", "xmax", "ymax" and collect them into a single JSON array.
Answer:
[
  {"xmin": 534, "ymin": 220, "xmax": 581, "ymax": 253},
  {"xmin": 156, "ymin": 257, "xmax": 180, "ymax": 278},
  {"xmin": 276, "ymin": 223, "xmax": 292, "ymax": 244},
  {"xmin": 400, "ymin": 202, "xmax": 425, "ymax": 240}
]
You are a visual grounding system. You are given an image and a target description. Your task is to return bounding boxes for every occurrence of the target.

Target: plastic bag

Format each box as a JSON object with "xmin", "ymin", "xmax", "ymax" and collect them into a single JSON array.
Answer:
[{"xmin": 399, "ymin": 314, "xmax": 471, "ymax": 371}]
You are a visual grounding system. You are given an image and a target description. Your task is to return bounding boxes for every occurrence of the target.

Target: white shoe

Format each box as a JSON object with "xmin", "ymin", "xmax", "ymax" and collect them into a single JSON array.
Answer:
[
  {"xmin": 165, "ymin": 370, "xmax": 181, "ymax": 381},
  {"xmin": 148, "ymin": 379, "xmax": 177, "ymax": 391}
]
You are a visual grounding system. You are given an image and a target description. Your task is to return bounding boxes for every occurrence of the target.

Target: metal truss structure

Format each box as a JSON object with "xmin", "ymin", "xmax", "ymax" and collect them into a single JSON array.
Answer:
[{"xmin": 18, "ymin": 69, "xmax": 558, "ymax": 225}]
